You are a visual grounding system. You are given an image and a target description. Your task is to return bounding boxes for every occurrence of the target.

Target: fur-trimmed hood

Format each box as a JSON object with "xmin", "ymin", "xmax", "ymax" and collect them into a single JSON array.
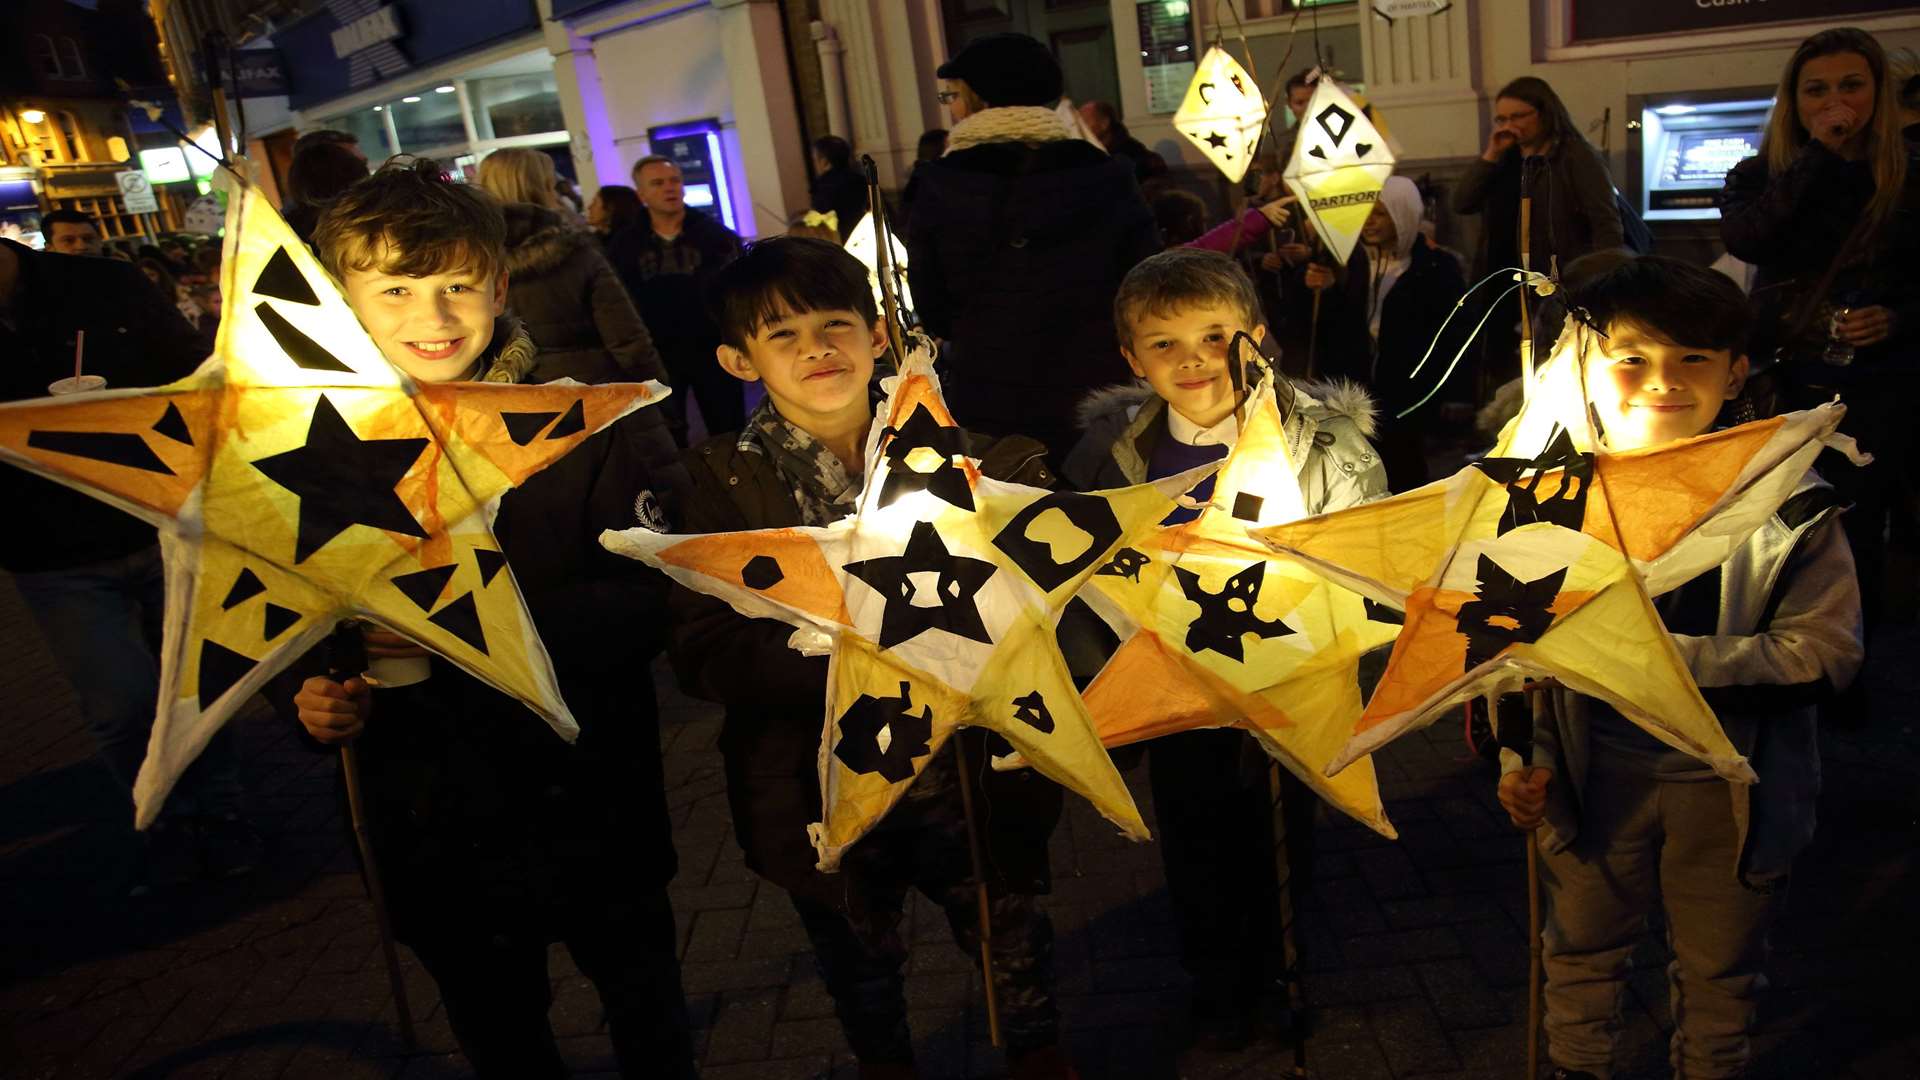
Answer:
[
  {"xmin": 501, "ymin": 202, "xmax": 598, "ymax": 278},
  {"xmin": 1073, "ymin": 377, "xmax": 1378, "ymax": 439}
]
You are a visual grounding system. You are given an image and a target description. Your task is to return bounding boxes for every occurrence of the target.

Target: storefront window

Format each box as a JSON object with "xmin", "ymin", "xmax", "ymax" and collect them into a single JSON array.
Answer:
[
  {"xmin": 327, "ymin": 107, "xmax": 394, "ymax": 160},
  {"xmin": 389, "ymin": 89, "xmax": 466, "ymax": 152},
  {"xmin": 470, "ymin": 72, "xmax": 565, "ymax": 140}
]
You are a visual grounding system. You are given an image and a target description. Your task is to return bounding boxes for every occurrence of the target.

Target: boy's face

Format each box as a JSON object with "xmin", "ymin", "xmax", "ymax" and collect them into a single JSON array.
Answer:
[
  {"xmin": 716, "ymin": 304, "xmax": 884, "ymax": 432},
  {"xmin": 1123, "ymin": 300, "xmax": 1264, "ymax": 430},
  {"xmin": 1582, "ymin": 319, "xmax": 1748, "ymax": 451},
  {"xmin": 339, "ymin": 251, "xmax": 509, "ymax": 384}
]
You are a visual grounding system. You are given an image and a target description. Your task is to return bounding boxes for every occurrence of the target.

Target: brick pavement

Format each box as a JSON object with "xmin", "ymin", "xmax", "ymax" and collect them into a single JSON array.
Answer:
[{"xmin": 3, "ymin": 567, "xmax": 1917, "ymax": 1080}]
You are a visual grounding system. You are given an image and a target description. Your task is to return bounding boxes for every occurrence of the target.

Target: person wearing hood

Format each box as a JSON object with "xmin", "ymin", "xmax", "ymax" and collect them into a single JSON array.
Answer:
[
  {"xmin": 907, "ymin": 32, "xmax": 1160, "ymax": 466},
  {"xmin": 1306, "ymin": 176, "xmax": 1470, "ymax": 489}
]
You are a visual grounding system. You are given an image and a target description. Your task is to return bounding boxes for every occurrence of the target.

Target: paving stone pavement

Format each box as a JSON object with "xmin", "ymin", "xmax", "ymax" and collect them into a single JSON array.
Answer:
[{"xmin": 2, "ymin": 568, "xmax": 1916, "ymax": 1080}]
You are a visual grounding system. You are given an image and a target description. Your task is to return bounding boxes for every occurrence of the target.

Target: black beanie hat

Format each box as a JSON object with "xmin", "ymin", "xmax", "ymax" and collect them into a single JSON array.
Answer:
[{"xmin": 935, "ymin": 32, "xmax": 1063, "ymax": 108}]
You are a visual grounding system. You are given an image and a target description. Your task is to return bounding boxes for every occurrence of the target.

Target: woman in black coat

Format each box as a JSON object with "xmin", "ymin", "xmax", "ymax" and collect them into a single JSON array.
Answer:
[{"xmin": 907, "ymin": 33, "xmax": 1159, "ymax": 466}]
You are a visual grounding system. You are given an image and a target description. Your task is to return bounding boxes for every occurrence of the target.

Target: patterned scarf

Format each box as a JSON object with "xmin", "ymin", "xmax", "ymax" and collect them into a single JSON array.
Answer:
[{"xmin": 740, "ymin": 397, "xmax": 863, "ymax": 526}]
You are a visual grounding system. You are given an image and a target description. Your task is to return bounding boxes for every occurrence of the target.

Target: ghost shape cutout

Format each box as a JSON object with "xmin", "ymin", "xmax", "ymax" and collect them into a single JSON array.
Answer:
[
  {"xmin": 1283, "ymin": 77, "xmax": 1396, "ymax": 266},
  {"xmin": 1173, "ymin": 46, "xmax": 1270, "ymax": 183}
]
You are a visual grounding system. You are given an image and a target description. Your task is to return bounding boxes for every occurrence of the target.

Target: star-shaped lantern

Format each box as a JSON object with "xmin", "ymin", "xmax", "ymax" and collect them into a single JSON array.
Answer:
[
  {"xmin": 1173, "ymin": 46, "xmax": 1269, "ymax": 183},
  {"xmin": 1254, "ymin": 321, "xmax": 1861, "ymax": 781},
  {"xmin": 1283, "ymin": 76, "xmax": 1396, "ymax": 266},
  {"xmin": 0, "ymin": 180, "xmax": 667, "ymax": 827},
  {"xmin": 1071, "ymin": 373, "xmax": 1401, "ymax": 838},
  {"xmin": 603, "ymin": 351, "xmax": 1212, "ymax": 869}
]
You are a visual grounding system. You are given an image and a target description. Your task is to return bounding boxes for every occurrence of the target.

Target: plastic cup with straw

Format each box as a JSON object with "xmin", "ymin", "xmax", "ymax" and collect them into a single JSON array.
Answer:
[{"xmin": 48, "ymin": 329, "xmax": 107, "ymax": 395}]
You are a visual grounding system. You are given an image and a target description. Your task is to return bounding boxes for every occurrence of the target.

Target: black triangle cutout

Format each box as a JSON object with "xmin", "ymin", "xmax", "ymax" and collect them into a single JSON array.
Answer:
[
  {"xmin": 500, "ymin": 411, "xmax": 560, "ymax": 446},
  {"xmin": 256, "ymin": 302, "xmax": 353, "ymax": 372},
  {"xmin": 473, "ymin": 548, "xmax": 507, "ymax": 587},
  {"xmin": 253, "ymin": 247, "xmax": 320, "ymax": 306},
  {"xmin": 221, "ymin": 567, "xmax": 266, "ymax": 610},
  {"xmin": 198, "ymin": 640, "xmax": 255, "ymax": 710},
  {"xmin": 152, "ymin": 402, "xmax": 193, "ymax": 445},
  {"xmin": 262, "ymin": 603, "xmax": 301, "ymax": 641},
  {"xmin": 544, "ymin": 399, "xmax": 587, "ymax": 440},
  {"xmin": 429, "ymin": 591, "xmax": 489, "ymax": 655},
  {"xmin": 391, "ymin": 564, "xmax": 457, "ymax": 612}
]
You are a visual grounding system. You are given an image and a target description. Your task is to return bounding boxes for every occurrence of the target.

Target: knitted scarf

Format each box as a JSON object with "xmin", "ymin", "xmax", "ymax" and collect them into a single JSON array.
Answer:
[{"xmin": 944, "ymin": 106, "xmax": 1077, "ymax": 154}]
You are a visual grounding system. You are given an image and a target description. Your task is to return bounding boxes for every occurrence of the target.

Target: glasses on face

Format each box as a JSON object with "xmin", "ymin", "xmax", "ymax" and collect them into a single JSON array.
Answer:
[
  {"xmin": 937, "ymin": 90, "xmax": 960, "ymax": 105},
  {"xmin": 1494, "ymin": 106, "xmax": 1538, "ymax": 126}
]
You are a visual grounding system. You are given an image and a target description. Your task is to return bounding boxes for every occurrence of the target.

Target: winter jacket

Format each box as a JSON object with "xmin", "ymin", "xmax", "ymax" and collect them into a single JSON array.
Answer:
[
  {"xmin": 1318, "ymin": 238, "xmax": 1473, "ymax": 419},
  {"xmin": 501, "ymin": 202, "xmax": 669, "ymax": 386},
  {"xmin": 353, "ymin": 324, "xmax": 682, "ymax": 946},
  {"xmin": 1534, "ymin": 474, "xmax": 1863, "ymax": 886},
  {"xmin": 1454, "ymin": 138, "xmax": 1626, "ymax": 278},
  {"xmin": 606, "ymin": 208, "xmax": 743, "ymax": 370},
  {"xmin": 809, "ymin": 166, "xmax": 869, "ymax": 241},
  {"xmin": 1718, "ymin": 141, "xmax": 1920, "ymax": 381},
  {"xmin": 1062, "ymin": 379, "xmax": 1388, "ymax": 514},
  {"xmin": 668, "ymin": 424, "xmax": 1066, "ymax": 919},
  {"xmin": 0, "ymin": 240, "xmax": 210, "ymax": 573},
  {"xmin": 906, "ymin": 109, "xmax": 1160, "ymax": 459}
]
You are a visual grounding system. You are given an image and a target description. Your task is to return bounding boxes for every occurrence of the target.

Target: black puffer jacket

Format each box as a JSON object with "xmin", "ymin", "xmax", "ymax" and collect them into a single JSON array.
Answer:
[
  {"xmin": 501, "ymin": 202, "xmax": 667, "ymax": 385},
  {"xmin": 669, "ymin": 428, "xmax": 1065, "ymax": 921},
  {"xmin": 906, "ymin": 129, "xmax": 1159, "ymax": 461}
]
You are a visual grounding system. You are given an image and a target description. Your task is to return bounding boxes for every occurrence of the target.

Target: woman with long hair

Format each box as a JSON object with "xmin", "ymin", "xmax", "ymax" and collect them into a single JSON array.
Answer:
[
  {"xmin": 587, "ymin": 183, "xmax": 643, "ymax": 239},
  {"xmin": 475, "ymin": 147, "xmax": 565, "ymax": 211},
  {"xmin": 1720, "ymin": 26, "xmax": 1920, "ymax": 641}
]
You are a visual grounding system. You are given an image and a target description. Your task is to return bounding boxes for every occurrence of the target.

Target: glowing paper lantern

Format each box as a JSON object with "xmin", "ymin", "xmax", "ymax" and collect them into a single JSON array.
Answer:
[
  {"xmin": 1173, "ymin": 46, "xmax": 1270, "ymax": 183},
  {"xmin": 0, "ymin": 180, "xmax": 668, "ymax": 827},
  {"xmin": 1071, "ymin": 375, "xmax": 1401, "ymax": 837},
  {"xmin": 603, "ymin": 350, "xmax": 1213, "ymax": 869},
  {"xmin": 1255, "ymin": 321, "xmax": 1862, "ymax": 781},
  {"xmin": 842, "ymin": 211, "xmax": 914, "ymax": 317},
  {"xmin": 1283, "ymin": 77, "xmax": 1396, "ymax": 266}
]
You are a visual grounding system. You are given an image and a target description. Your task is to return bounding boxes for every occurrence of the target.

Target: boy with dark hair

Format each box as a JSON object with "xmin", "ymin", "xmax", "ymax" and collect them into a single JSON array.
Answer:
[
  {"xmin": 294, "ymin": 160, "xmax": 695, "ymax": 1079},
  {"xmin": 1065, "ymin": 247, "xmax": 1386, "ymax": 1049},
  {"xmin": 671, "ymin": 235, "xmax": 1079, "ymax": 1079},
  {"xmin": 1498, "ymin": 255, "xmax": 1863, "ymax": 1080}
]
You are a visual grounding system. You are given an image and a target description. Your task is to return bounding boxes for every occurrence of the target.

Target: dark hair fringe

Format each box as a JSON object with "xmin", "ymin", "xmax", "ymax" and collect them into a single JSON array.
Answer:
[
  {"xmin": 1113, "ymin": 248, "xmax": 1262, "ymax": 343},
  {"xmin": 312, "ymin": 157, "xmax": 505, "ymax": 283},
  {"xmin": 708, "ymin": 236, "xmax": 880, "ymax": 350},
  {"xmin": 42, "ymin": 208, "xmax": 98, "ymax": 230},
  {"xmin": 812, "ymin": 135, "xmax": 853, "ymax": 171},
  {"xmin": 1567, "ymin": 254, "xmax": 1751, "ymax": 354}
]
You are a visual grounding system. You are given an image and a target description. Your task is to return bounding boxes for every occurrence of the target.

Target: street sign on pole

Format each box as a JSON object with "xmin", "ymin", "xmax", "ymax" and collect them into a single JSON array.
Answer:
[{"xmin": 116, "ymin": 170, "xmax": 159, "ymax": 214}]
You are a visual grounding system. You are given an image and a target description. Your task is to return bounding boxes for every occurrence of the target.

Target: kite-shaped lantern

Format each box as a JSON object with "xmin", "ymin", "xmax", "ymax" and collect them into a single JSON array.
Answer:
[
  {"xmin": 1071, "ymin": 372, "xmax": 1401, "ymax": 837},
  {"xmin": 1255, "ymin": 320, "xmax": 1862, "ymax": 781},
  {"xmin": 1173, "ymin": 46, "xmax": 1269, "ymax": 183},
  {"xmin": 1283, "ymin": 77, "xmax": 1396, "ymax": 266},
  {"xmin": 603, "ymin": 350, "xmax": 1213, "ymax": 869},
  {"xmin": 0, "ymin": 179, "xmax": 667, "ymax": 827}
]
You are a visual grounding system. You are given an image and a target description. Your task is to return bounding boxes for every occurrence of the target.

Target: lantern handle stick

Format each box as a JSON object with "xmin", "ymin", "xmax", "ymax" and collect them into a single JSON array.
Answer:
[
  {"xmin": 1269, "ymin": 763, "xmax": 1310, "ymax": 1078},
  {"xmin": 73, "ymin": 329, "xmax": 85, "ymax": 382},
  {"xmin": 860, "ymin": 155, "xmax": 906, "ymax": 367},
  {"xmin": 951, "ymin": 732, "xmax": 1003, "ymax": 1048}
]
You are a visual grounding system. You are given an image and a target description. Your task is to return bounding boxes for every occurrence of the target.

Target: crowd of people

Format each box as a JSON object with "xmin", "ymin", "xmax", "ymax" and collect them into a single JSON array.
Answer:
[{"xmin": 4, "ymin": 21, "xmax": 1913, "ymax": 1080}]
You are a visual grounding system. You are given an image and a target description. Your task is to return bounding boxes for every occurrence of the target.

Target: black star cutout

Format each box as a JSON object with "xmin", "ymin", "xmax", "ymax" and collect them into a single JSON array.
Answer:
[
  {"xmin": 1205, "ymin": 131, "xmax": 1229, "ymax": 149},
  {"xmin": 251, "ymin": 394, "xmax": 431, "ymax": 563},
  {"xmin": 1174, "ymin": 560, "xmax": 1295, "ymax": 662},
  {"xmin": 1456, "ymin": 554, "xmax": 1567, "ymax": 668},
  {"xmin": 879, "ymin": 403, "xmax": 974, "ymax": 511},
  {"xmin": 844, "ymin": 520, "xmax": 996, "ymax": 649},
  {"xmin": 833, "ymin": 681, "xmax": 935, "ymax": 782},
  {"xmin": 1473, "ymin": 428, "xmax": 1593, "ymax": 536}
]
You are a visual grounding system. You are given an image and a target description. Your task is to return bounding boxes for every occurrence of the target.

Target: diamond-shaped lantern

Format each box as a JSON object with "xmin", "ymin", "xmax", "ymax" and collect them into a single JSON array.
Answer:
[
  {"xmin": 1173, "ymin": 46, "xmax": 1269, "ymax": 183},
  {"xmin": 1283, "ymin": 77, "xmax": 1396, "ymax": 266}
]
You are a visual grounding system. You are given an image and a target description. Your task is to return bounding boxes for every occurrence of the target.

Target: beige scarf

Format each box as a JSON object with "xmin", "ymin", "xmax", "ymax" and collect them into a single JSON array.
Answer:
[{"xmin": 944, "ymin": 107, "xmax": 1077, "ymax": 154}]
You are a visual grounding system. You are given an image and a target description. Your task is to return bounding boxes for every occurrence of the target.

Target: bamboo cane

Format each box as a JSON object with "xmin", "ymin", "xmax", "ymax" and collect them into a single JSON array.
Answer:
[
  {"xmin": 340, "ymin": 742, "xmax": 416, "ymax": 1049},
  {"xmin": 950, "ymin": 733, "xmax": 1003, "ymax": 1048},
  {"xmin": 1269, "ymin": 764, "xmax": 1310, "ymax": 1078},
  {"xmin": 1524, "ymin": 688, "xmax": 1547, "ymax": 1080}
]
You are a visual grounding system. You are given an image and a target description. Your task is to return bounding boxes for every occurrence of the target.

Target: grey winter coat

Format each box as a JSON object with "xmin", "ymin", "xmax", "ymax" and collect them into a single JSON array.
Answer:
[
  {"xmin": 1534, "ymin": 474, "xmax": 1863, "ymax": 885},
  {"xmin": 1062, "ymin": 379, "xmax": 1389, "ymax": 514},
  {"xmin": 502, "ymin": 203, "xmax": 667, "ymax": 386}
]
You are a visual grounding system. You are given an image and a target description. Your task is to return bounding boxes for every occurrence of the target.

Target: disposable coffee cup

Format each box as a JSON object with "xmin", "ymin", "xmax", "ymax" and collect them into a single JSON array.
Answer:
[
  {"xmin": 364, "ymin": 653, "xmax": 432, "ymax": 688},
  {"xmin": 47, "ymin": 375, "xmax": 107, "ymax": 395}
]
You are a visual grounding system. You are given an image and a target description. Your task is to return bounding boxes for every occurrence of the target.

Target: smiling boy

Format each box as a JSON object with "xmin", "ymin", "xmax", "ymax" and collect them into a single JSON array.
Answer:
[
  {"xmin": 1064, "ymin": 248, "xmax": 1386, "ymax": 1050},
  {"xmin": 1498, "ymin": 257, "xmax": 1863, "ymax": 1080}
]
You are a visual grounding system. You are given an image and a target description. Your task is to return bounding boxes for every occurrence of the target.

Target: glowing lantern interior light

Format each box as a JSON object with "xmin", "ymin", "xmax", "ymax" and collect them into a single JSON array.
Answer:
[{"xmin": 1172, "ymin": 47, "xmax": 1269, "ymax": 183}]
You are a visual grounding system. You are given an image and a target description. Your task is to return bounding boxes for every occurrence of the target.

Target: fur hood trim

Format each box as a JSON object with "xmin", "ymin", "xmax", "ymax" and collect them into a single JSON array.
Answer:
[
  {"xmin": 1075, "ymin": 380, "xmax": 1155, "ymax": 429},
  {"xmin": 1074, "ymin": 376, "xmax": 1376, "ymax": 439},
  {"xmin": 501, "ymin": 203, "xmax": 596, "ymax": 277}
]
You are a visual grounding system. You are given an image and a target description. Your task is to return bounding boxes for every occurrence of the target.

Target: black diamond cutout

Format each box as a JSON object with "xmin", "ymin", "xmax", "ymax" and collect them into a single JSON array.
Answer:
[
  {"xmin": 1315, "ymin": 102, "xmax": 1355, "ymax": 146},
  {"xmin": 152, "ymin": 402, "xmax": 193, "ymax": 445},
  {"xmin": 221, "ymin": 567, "xmax": 266, "ymax": 610},
  {"xmin": 27, "ymin": 431, "xmax": 173, "ymax": 474},
  {"xmin": 1231, "ymin": 491, "xmax": 1265, "ymax": 522},
  {"xmin": 263, "ymin": 603, "xmax": 301, "ymax": 641},
  {"xmin": 391, "ymin": 564, "xmax": 457, "ymax": 611},
  {"xmin": 198, "ymin": 640, "xmax": 254, "ymax": 710},
  {"xmin": 544, "ymin": 399, "xmax": 587, "ymax": 440},
  {"xmin": 256, "ymin": 302, "xmax": 353, "ymax": 372},
  {"xmin": 250, "ymin": 395, "xmax": 430, "ymax": 563},
  {"xmin": 742, "ymin": 555, "xmax": 784, "ymax": 590},
  {"xmin": 473, "ymin": 548, "xmax": 507, "ymax": 587},
  {"xmin": 429, "ymin": 591, "xmax": 488, "ymax": 655},
  {"xmin": 253, "ymin": 246, "xmax": 320, "ymax": 306},
  {"xmin": 501, "ymin": 411, "xmax": 560, "ymax": 446}
]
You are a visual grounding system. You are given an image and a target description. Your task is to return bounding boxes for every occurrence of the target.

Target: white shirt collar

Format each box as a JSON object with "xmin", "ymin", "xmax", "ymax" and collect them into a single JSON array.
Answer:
[{"xmin": 1166, "ymin": 405, "xmax": 1240, "ymax": 448}]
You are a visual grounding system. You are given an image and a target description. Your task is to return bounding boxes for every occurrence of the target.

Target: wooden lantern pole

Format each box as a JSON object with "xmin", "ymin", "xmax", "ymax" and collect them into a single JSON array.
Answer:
[{"xmin": 949, "ymin": 733, "xmax": 1003, "ymax": 1047}]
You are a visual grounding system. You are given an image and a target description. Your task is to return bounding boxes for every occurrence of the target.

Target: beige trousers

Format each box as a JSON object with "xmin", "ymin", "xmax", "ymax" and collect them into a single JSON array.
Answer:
[{"xmin": 1539, "ymin": 771, "xmax": 1781, "ymax": 1079}]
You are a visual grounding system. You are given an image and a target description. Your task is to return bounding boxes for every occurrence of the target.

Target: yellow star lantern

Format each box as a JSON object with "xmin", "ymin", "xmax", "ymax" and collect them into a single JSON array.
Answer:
[
  {"xmin": 602, "ymin": 350, "xmax": 1212, "ymax": 870},
  {"xmin": 1283, "ymin": 76, "xmax": 1396, "ymax": 266},
  {"xmin": 1071, "ymin": 374, "xmax": 1401, "ymax": 837},
  {"xmin": 1254, "ymin": 321, "xmax": 1861, "ymax": 781},
  {"xmin": 0, "ymin": 180, "xmax": 667, "ymax": 828},
  {"xmin": 1173, "ymin": 46, "xmax": 1269, "ymax": 183}
]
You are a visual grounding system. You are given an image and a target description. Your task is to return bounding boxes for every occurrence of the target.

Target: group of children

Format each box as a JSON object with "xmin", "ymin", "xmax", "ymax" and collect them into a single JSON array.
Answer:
[{"xmin": 286, "ymin": 161, "xmax": 1860, "ymax": 1080}]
